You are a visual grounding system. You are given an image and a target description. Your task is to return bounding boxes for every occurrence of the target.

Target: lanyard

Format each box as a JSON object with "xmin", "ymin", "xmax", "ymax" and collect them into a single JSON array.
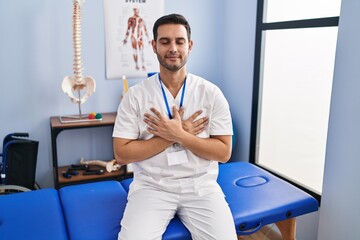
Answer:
[{"xmin": 159, "ymin": 74, "xmax": 186, "ymax": 119}]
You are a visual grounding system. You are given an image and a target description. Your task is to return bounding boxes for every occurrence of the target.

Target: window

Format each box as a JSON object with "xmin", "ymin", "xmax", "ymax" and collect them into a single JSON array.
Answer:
[{"xmin": 250, "ymin": 0, "xmax": 341, "ymax": 200}]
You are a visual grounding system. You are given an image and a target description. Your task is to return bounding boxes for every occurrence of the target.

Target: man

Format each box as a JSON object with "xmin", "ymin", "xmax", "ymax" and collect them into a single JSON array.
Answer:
[
  {"xmin": 113, "ymin": 14, "xmax": 237, "ymax": 240},
  {"xmin": 123, "ymin": 7, "xmax": 150, "ymax": 71}
]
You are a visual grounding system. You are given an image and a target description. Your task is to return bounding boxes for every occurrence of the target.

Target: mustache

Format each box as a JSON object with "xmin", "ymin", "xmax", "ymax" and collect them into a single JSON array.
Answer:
[{"xmin": 166, "ymin": 53, "xmax": 180, "ymax": 58}]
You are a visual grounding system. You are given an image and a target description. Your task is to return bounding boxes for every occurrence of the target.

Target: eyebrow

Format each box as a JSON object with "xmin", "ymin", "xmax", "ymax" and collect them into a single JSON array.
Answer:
[{"xmin": 158, "ymin": 37, "xmax": 186, "ymax": 42}]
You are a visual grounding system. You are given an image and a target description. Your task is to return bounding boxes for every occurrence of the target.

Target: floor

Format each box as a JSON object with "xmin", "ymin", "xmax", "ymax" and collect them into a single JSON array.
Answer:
[{"xmin": 237, "ymin": 225, "xmax": 283, "ymax": 240}]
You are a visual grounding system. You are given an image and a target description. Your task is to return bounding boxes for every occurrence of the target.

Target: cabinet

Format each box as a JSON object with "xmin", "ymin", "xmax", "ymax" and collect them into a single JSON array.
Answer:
[{"xmin": 50, "ymin": 112, "xmax": 126, "ymax": 189}]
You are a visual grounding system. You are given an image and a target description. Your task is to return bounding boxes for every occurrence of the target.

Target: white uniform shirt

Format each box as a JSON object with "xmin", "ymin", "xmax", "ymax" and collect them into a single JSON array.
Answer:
[{"xmin": 113, "ymin": 73, "xmax": 233, "ymax": 196}]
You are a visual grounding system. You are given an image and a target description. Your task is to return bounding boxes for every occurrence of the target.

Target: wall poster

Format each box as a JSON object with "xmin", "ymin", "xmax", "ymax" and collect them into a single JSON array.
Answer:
[{"xmin": 104, "ymin": 0, "xmax": 164, "ymax": 79}]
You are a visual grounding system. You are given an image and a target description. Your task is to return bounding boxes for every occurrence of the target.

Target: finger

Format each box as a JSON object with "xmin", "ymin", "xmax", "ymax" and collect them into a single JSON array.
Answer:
[
  {"xmin": 143, "ymin": 113, "xmax": 153, "ymax": 121},
  {"xmin": 143, "ymin": 118, "xmax": 158, "ymax": 129},
  {"xmin": 172, "ymin": 106, "xmax": 181, "ymax": 120},
  {"xmin": 193, "ymin": 129, "xmax": 203, "ymax": 135},
  {"xmin": 193, "ymin": 124, "xmax": 207, "ymax": 135},
  {"xmin": 191, "ymin": 127, "xmax": 202, "ymax": 136},
  {"xmin": 178, "ymin": 107, "xmax": 184, "ymax": 118},
  {"xmin": 203, "ymin": 117, "xmax": 209, "ymax": 126},
  {"xmin": 194, "ymin": 116, "xmax": 209, "ymax": 127},
  {"xmin": 144, "ymin": 113, "xmax": 158, "ymax": 125},
  {"xmin": 150, "ymin": 107, "xmax": 164, "ymax": 119},
  {"xmin": 146, "ymin": 127, "xmax": 158, "ymax": 135},
  {"xmin": 187, "ymin": 110, "xmax": 203, "ymax": 121}
]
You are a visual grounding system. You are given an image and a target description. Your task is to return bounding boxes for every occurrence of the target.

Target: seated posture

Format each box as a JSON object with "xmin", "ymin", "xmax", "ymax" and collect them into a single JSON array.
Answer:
[{"xmin": 113, "ymin": 13, "xmax": 237, "ymax": 240}]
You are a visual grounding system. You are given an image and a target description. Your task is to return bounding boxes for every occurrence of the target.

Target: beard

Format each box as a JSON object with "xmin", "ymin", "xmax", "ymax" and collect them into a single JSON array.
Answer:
[{"xmin": 156, "ymin": 52, "xmax": 188, "ymax": 72}]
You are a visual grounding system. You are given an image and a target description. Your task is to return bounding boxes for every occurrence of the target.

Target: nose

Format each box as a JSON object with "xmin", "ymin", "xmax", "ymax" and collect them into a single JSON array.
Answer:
[{"xmin": 169, "ymin": 42, "xmax": 178, "ymax": 54}]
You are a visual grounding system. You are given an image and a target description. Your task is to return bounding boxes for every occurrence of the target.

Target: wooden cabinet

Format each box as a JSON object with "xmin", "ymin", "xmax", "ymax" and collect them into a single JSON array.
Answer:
[{"xmin": 50, "ymin": 112, "xmax": 127, "ymax": 189}]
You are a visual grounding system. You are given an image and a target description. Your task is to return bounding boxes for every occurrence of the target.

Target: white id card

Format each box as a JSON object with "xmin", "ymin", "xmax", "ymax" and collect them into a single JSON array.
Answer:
[{"xmin": 167, "ymin": 144, "xmax": 189, "ymax": 166}]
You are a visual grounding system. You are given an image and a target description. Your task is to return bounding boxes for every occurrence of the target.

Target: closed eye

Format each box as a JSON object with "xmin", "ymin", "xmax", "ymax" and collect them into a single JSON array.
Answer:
[
  {"xmin": 176, "ymin": 39, "xmax": 186, "ymax": 44},
  {"xmin": 159, "ymin": 38, "xmax": 170, "ymax": 44}
]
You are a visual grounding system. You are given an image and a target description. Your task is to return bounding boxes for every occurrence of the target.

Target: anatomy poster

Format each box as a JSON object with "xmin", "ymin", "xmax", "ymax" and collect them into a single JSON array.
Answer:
[{"xmin": 104, "ymin": 0, "xmax": 164, "ymax": 79}]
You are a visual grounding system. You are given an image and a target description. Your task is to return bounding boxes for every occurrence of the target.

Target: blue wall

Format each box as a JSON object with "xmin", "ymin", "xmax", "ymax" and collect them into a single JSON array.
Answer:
[{"xmin": 0, "ymin": 0, "xmax": 255, "ymax": 188}]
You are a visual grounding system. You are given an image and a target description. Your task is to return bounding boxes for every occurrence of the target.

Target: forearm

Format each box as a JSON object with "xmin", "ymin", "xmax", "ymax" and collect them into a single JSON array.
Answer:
[
  {"xmin": 143, "ymin": 106, "xmax": 231, "ymax": 162},
  {"xmin": 113, "ymin": 136, "xmax": 173, "ymax": 165},
  {"xmin": 177, "ymin": 132, "xmax": 232, "ymax": 163}
]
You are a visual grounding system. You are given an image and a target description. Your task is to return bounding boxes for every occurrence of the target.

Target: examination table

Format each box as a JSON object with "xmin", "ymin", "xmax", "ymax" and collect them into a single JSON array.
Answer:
[{"xmin": 0, "ymin": 162, "xmax": 318, "ymax": 240}]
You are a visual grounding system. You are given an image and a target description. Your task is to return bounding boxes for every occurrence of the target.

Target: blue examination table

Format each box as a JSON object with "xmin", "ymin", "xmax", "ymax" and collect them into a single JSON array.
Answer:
[
  {"xmin": 120, "ymin": 162, "xmax": 319, "ymax": 239},
  {"xmin": 0, "ymin": 162, "xmax": 318, "ymax": 240}
]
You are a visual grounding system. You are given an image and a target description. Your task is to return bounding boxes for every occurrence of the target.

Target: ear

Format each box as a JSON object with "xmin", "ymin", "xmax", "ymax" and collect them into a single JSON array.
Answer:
[
  {"xmin": 188, "ymin": 40, "xmax": 193, "ymax": 52},
  {"xmin": 151, "ymin": 39, "xmax": 157, "ymax": 53}
]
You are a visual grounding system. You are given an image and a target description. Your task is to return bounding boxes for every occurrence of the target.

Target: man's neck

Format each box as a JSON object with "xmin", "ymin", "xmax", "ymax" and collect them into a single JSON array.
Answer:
[{"xmin": 160, "ymin": 70, "xmax": 187, "ymax": 98}]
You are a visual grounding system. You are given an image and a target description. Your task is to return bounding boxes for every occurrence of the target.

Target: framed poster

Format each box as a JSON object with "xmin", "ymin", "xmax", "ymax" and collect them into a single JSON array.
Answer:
[{"xmin": 104, "ymin": 0, "xmax": 164, "ymax": 79}]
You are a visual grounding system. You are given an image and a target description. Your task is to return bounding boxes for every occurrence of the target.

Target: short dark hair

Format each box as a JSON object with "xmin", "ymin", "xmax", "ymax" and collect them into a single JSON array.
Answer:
[{"xmin": 152, "ymin": 14, "xmax": 191, "ymax": 41}]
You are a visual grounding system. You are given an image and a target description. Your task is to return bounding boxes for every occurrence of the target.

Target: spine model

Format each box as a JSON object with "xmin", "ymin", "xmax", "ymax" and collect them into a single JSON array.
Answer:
[{"xmin": 62, "ymin": 0, "xmax": 96, "ymax": 106}]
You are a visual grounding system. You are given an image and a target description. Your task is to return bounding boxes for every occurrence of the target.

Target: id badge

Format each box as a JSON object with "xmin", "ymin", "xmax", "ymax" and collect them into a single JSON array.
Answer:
[{"xmin": 167, "ymin": 144, "xmax": 189, "ymax": 166}]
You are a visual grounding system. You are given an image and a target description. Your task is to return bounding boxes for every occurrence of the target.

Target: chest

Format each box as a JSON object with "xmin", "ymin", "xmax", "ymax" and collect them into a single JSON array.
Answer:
[{"xmin": 138, "ymin": 86, "xmax": 213, "ymax": 120}]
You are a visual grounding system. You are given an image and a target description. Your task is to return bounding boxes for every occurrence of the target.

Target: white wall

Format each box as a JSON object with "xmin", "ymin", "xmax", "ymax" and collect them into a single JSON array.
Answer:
[{"xmin": 317, "ymin": 0, "xmax": 360, "ymax": 239}]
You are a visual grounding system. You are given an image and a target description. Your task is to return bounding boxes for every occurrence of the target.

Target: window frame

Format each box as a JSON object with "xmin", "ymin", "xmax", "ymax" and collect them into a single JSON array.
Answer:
[{"xmin": 249, "ymin": 0, "xmax": 339, "ymax": 203}]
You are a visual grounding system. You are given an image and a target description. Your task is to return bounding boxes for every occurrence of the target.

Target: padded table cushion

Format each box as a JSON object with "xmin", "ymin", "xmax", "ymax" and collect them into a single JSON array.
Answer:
[
  {"xmin": 120, "ymin": 162, "xmax": 319, "ymax": 236},
  {"xmin": 59, "ymin": 181, "xmax": 128, "ymax": 240},
  {"xmin": 218, "ymin": 162, "xmax": 319, "ymax": 234},
  {"xmin": 0, "ymin": 189, "xmax": 68, "ymax": 240}
]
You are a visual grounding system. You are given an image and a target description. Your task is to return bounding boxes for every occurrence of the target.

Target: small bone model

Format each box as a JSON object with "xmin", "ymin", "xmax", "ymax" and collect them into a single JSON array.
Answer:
[
  {"xmin": 80, "ymin": 157, "xmax": 121, "ymax": 173},
  {"xmin": 62, "ymin": 0, "xmax": 95, "ymax": 104}
]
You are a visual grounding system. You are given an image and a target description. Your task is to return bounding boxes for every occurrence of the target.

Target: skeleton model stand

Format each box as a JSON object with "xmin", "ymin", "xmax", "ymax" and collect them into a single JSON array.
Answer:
[{"xmin": 60, "ymin": 0, "xmax": 97, "ymax": 123}]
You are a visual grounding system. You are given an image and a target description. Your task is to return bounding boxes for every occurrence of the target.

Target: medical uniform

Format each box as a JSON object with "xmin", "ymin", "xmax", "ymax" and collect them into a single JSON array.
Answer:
[{"xmin": 113, "ymin": 73, "xmax": 237, "ymax": 240}]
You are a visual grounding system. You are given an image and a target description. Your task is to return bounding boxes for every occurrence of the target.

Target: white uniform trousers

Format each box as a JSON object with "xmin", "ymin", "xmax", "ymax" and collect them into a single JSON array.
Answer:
[{"xmin": 118, "ymin": 187, "xmax": 237, "ymax": 240}]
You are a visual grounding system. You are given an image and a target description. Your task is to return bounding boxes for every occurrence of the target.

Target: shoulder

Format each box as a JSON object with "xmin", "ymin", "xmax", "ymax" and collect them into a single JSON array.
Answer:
[
  {"xmin": 187, "ymin": 73, "xmax": 222, "ymax": 93},
  {"xmin": 128, "ymin": 75, "xmax": 159, "ymax": 94}
]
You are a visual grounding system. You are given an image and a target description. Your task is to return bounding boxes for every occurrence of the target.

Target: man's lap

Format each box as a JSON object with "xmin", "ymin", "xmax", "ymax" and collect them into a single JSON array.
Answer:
[{"xmin": 118, "ymin": 188, "xmax": 237, "ymax": 240}]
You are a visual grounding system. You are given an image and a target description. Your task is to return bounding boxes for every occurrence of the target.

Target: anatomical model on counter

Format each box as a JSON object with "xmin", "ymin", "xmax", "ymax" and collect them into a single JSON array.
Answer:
[{"xmin": 80, "ymin": 157, "xmax": 121, "ymax": 173}]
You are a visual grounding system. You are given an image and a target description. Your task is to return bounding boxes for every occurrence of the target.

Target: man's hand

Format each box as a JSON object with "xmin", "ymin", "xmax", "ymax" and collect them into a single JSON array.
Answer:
[
  {"xmin": 143, "ymin": 107, "xmax": 208, "ymax": 141},
  {"xmin": 179, "ymin": 108, "xmax": 208, "ymax": 135},
  {"xmin": 144, "ymin": 106, "xmax": 183, "ymax": 142},
  {"xmin": 143, "ymin": 106, "xmax": 231, "ymax": 163}
]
